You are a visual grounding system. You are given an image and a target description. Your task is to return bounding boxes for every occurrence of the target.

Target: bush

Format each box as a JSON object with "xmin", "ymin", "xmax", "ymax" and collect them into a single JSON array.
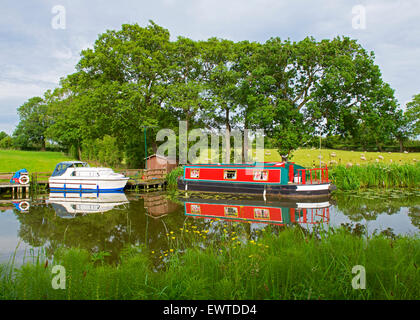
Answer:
[
  {"xmin": 0, "ymin": 136, "xmax": 13, "ymax": 149},
  {"xmin": 330, "ymin": 163, "xmax": 420, "ymax": 190},
  {"xmin": 166, "ymin": 166, "xmax": 184, "ymax": 189},
  {"xmin": 81, "ymin": 135, "xmax": 123, "ymax": 167}
]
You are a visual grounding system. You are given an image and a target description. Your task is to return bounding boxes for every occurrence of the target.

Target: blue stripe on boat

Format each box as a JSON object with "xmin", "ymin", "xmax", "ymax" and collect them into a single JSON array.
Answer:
[{"xmin": 49, "ymin": 187, "xmax": 124, "ymax": 193}]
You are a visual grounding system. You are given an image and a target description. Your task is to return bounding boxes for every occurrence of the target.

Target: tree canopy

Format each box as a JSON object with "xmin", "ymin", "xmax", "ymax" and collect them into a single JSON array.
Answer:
[{"xmin": 10, "ymin": 21, "xmax": 416, "ymax": 166}]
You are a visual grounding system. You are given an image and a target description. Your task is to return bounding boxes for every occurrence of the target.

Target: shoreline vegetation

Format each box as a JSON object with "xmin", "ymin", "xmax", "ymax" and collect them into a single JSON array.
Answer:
[
  {"xmin": 0, "ymin": 149, "xmax": 419, "ymax": 192},
  {"xmin": 166, "ymin": 162, "xmax": 420, "ymax": 191},
  {"xmin": 1, "ymin": 149, "xmax": 419, "ymax": 300},
  {"xmin": 1, "ymin": 226, "xmax": 419, "ymax": 300}
]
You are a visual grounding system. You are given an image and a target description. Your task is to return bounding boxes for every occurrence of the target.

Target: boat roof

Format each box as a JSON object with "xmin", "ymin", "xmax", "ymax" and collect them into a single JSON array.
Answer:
[
  {"xmin": 57, "ymin": 161, "xmax": 87, "ymax": 165},
  {"xmin": 185, "ymin": 162, "xmax": 286, "ymax": 167},
  {"xmin": 184, "ymin": 162, "xmax": 306, "ymax": 170}
]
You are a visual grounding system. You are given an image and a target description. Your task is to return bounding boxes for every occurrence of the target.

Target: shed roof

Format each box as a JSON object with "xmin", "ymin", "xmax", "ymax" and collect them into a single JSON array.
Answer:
[{"xmin": 144, "ymin": 154, "xmax": 177, "ymax": 162}]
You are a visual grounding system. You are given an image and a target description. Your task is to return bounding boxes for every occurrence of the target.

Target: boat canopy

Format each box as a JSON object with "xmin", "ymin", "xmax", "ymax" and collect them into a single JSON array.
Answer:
[{"xmin": 51, "ymin": 161, "xmax": 89, "ymax": 177}]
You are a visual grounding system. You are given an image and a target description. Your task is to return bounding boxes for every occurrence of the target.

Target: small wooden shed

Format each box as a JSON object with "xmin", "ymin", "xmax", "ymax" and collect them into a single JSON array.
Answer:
[{"xmin": 145, "ymin": 154, "xmax": 178, "ymax": 173}]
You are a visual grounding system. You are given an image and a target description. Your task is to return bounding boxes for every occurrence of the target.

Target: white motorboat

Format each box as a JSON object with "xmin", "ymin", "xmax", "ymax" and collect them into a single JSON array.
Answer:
[
  {"xmin": 47, "ymin": 192, "xmax": 129, "ymax": 218},
  {"xmin": 49, "ymin": 161, "xmax": 129, "ymax": 193}
]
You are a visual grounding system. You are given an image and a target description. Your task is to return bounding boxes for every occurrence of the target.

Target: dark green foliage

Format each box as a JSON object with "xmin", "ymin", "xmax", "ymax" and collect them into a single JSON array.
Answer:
[
  {"xmin": 166, "ymin": 166, "xmax": 184, "ymax": 189},
  {"xmin": 81, "ymin": 135, "xmax": 123, "ymax": 167},
  {"xmin": 11, "ymin": 21, "xmax": 415, "ymax": 166}
]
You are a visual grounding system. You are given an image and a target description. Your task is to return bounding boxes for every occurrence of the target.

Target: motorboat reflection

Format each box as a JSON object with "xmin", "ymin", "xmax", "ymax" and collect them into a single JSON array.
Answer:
[
  {"xmin": 182, "ymin": 197, "xmax": 331, "ymax": 226},
  {"xmin": 47, "ymin": 192, "xmax": 129, "ymax": 218}
]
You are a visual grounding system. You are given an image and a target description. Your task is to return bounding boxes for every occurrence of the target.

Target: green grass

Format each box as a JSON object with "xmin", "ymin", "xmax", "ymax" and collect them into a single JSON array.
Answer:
[
  {"xmin": 0, "ymin": 149, "xmax": 73, "ymax": 173},
  {"xmin": 330, "ymin": 163, "xmax": 420, "ymax": 190},
  {"xmin": 266, "ymin": 148, "xmax": 420, "ymax": 167},
  {"xmin": 1, "ymin": 226, "xmax": 419, "ymax": 300},
  {"xmin": 2, "ymin": 148, "xmax": 419, "ymax": 173},
  {"xmin": 194, "ymin": 147, "xmax": 420, "ymax": 167}
]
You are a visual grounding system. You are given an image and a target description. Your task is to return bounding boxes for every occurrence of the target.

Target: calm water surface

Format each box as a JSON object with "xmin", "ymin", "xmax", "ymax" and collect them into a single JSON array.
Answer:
[{"xmin": 0, "ymin": 190, "xmax": 419, "ymax": 266}]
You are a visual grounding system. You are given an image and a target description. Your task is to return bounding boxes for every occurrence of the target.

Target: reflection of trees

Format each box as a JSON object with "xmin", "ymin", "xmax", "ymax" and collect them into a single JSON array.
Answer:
[
  {"xmin": 408, "ymin": 206, "xmax": 420, "ymax": 230},
  {"xmin": 14, "ymin": 192, "xmax": 419, "ymax": 266},
  {"xmin": 14, "ymin": 199, "xmax": 185, "ymax": 263},
  {"xmin": 334, "ymin": 193, "xmax": 420, "ymax": 222},
  {"xmin": 14, "ymin": 195, "xmax": 287, "ymax": 265}
]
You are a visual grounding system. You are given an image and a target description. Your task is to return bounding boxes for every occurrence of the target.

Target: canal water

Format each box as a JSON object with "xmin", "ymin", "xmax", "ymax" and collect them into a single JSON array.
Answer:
[{"xmin": 0, "ymin": 189, "xmax": 419, "ymax": 266}]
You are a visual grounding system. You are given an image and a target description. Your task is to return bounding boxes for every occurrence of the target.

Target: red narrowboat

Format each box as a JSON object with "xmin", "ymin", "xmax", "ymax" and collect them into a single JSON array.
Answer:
[
  {"xmin": 182, "ymin": 197, "xmax": 331, "ymax": 226},
  {"xmin": 178, "ymin": 162, "xmax": 336, "ymax": 199}
]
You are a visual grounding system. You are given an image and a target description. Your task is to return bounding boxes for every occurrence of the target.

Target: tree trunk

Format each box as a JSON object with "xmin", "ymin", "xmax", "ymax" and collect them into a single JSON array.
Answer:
[
  {"xmin": 242, "ymin": 129, "xmax": 248, "ymax": 164},
  {"xmin": 376, "ymin": 140, "xmax": 382, "ymax": 152},
  {"xmin": 242, "ymin": 109, "xmax": 249, "ymax": 164},
  {"xmin": 225, "ymin": 106, "xmax": 231, "ymax": 163},
  {"xmin": 152, "ymin": 139, "xmax": 157, "ymax": 154},
  {"xmin": 77, "ymin": 145, "xmax": 82, "ymax": 161},
  {"xmin": 399, "ymin": 139, "xmax": 404, "ymax": 153},
  {"xmin": 40, "ymin": 138, "xmax": 46, "ymax": 151}
]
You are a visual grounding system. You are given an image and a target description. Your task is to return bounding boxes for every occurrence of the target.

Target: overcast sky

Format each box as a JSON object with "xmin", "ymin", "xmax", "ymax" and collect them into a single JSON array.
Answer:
[{"xmin": 1, "ymin": 0, "xmax": 419, "ymax": 134}]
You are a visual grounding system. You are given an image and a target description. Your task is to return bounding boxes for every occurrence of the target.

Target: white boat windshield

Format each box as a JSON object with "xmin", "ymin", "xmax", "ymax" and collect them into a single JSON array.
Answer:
[{"xmin": 51, "ymin": 162, "xmax": 89, "ymax": 177}]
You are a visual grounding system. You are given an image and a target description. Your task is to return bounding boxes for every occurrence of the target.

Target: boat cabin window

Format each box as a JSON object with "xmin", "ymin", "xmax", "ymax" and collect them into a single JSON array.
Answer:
[
  {"xmin": 224, "ymin": 170, "xmax": 237, "ymax": 180},
  {"xmin": 99, "ymin": 169, "xmax": 113, "ymax": 176},
  {"xmin": 70, "ymin": 162, "xmax": 89, "ymax": 168},
  {"xmin": 254, "ymin": 208, "xmax": 270, "ymax": 219},
  {"xmin": 190, "ymin": 169, "xmax": 200, "ymax": 178},
  {"xmin": 224, "ymin": 206, "xmax": 238, "ymax": 217},
  {"xmin": 253, "ymin": 170, "xmax": 268, "ymax": 181},
  {"xmin": 52, "ymin": 163, "xmax": 69, "ymax": 177},
  {"xmin": 71, "ymin": 171, "xmax": 99, "ymax": 177},
  {"xmin": 71, "ymin": 204, "xmax": 100, "ymax": 211},
  {"xmin": 191, "ymin": 205, "xmax": 201, "ymax": 214}
]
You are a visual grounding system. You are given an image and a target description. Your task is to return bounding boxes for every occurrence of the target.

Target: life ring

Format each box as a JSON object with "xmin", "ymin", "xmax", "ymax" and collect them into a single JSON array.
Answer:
[
  {"xmin": 19, "ymin": 201, "xmax": 30, "ymax": 211},
  {"xmin": 18, "ymin": 174, "xmax": 29, "ymax": 185}
]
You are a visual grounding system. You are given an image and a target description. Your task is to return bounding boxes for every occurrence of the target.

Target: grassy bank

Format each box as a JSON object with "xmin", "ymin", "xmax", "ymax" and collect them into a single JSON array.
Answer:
[
  {"xmin": 0, "ymin": 150, "xmax": 73, "ymax": 173},
  {"xmin": 1, "ymin": 149, "xmax": 419, "ymax": 192},
  {"xmin": 1, "ymin": 227, "xmax": 419, "ymax": 300}
]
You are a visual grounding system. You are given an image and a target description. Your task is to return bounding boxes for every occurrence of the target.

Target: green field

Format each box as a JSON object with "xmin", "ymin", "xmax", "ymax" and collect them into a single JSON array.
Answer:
[
  {"xmin": 0, "ymin": 150, "xmax": 73, "ymax": 173},
  {"xmin": 270, "ymin": 148, "xmax": 420, "ymax": 167},
  {"xmin": 196, "ymin": 147, "xmax": 420, "ymax": 167},
  {"xmin": 0, "ymin": 148, "xmax": 419, "ymax": 173}
]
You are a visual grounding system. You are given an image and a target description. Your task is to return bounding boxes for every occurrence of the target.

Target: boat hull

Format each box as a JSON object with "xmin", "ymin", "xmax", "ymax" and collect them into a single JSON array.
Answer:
[
  {"xmin": 49, "ymin": 178, "xmax": 129, "ymax": 193},
  {"xmin": 177, "ymin": 177, "xmax": 335, "ymax": 199}
]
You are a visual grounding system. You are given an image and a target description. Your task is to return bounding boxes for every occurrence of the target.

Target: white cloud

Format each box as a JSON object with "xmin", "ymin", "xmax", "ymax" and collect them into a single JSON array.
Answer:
[{"xmin": 0, "ymin": 0, "xmax": 419, "ymax": 134}]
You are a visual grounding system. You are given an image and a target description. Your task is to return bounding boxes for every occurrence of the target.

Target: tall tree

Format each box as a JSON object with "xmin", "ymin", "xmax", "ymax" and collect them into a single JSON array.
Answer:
[
  {"xmin": 51, "ymin": 21, "xmax": 175, "ymax": 166},
  {"xmin": 406, "ymin": 94, "xmax": 420, "ymax": 136},
  {"xmin": 13, "ymin": 95, "xmax": 50, "ymax": 150},
  {"xmin": 243, "ymin": 36, "xmax": 401, "ymax": 157}
]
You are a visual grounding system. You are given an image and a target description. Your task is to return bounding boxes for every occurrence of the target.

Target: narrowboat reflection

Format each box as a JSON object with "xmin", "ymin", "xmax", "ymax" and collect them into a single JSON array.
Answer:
[{"xmin": 182, "ymin": 197, "xmax": 331, "ymax": 226}]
